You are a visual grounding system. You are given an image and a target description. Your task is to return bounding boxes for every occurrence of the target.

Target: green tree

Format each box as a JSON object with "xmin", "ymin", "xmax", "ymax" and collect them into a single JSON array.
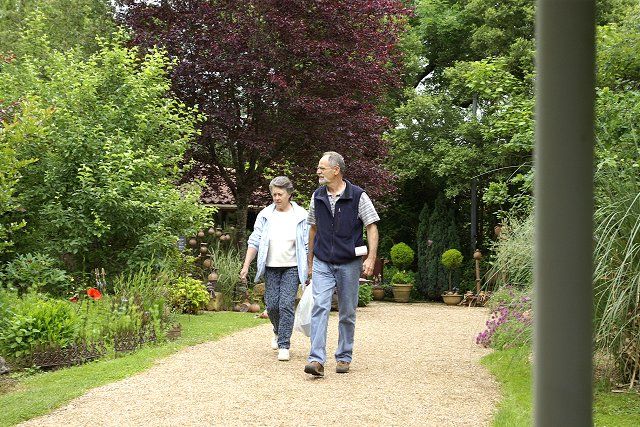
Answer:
[
  {"xmin": 0, "ymin": 99, "xmax": 35, "ymax": 256},
  {"xmin": 0, "ymin": 29, "xmax": 213, "ymax": 272},
  {"xmin": 0, "ymin": 0, "xmax": 116, "ymax": 56}
]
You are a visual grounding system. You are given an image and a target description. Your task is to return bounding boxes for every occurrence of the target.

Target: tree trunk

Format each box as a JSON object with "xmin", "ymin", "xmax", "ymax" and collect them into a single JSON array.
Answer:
[{"xmin": 235, "ymin": 189, "xmax": 250, "ymax": 252}]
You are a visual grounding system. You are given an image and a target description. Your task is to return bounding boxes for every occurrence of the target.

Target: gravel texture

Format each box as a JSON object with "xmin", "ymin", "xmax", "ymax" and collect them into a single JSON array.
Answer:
[{"xmin": 21, "ymin": 302, "xmax": 499, "ymax": 426}]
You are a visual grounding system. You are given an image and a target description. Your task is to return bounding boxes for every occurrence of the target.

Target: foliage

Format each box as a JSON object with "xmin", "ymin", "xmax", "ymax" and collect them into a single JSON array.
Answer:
[
  {"xmin": 0, "ymin": 104, "xmax": 34, "ymax": 256},
  {"xmin": 0, "ymin": 294, "xmax": 80, "ymax": 360},
  {"xmin": 415, "ymin": 202, "xmax": 431, "ymax": 298},
  {"xmin": 377, "ymin": 235, "xmax": 396, "ymax": 261},
  {"xmin": 358, "ymin": 284, "xmax": 373, "ymax": 307},
  {"xmin": 109, "ymin": 264, "xmax": 173, "ymax": 339},
  {"xmin": 208, "ymin": 242, "xmax": 244, "ymax": 309},
  {"xmin": 118, "ymin": 0, "xmax": 413, "ymax": 236},
  {"xmin": 390, "ymin": 242, "xmax": 415, "ymax": 270},
  {"xmin": 170, "ymin": 278, "xmax": 209, "ymax": 315},
  {"xmin": 389, "ymin": 0, "xmax": 537, "ymax": 209},
  {"xmin": 593, "ymin": 165, "xmax": 640, "ymax": 385},
  {"xmin": 486, "ymin": 214, "xmax": 534, "ymax": 288},
  {"xmin": 0, "ymin": 311, "xmax": 267, "ymax": 426},
  {"xmin": 441, "ymin": 248, "xmax": 463, "ymax": 270},
  {"xmin": 0, "ymin": 265, "xmax": 175, "ymax": 365},
  {"xmin": 391, "ymin": 270, "xmax": 415, "ymax": 285},
  {"xmin": 0, "ymin": 28, "xmax": 214, "ymax": 273},
  {"xmin": 477, "ymin": 285, "xmax": 532, "ymax": 350},
  {"xmin": 441, "ymin": 248, "xmax": 463, "ymax": 292},
  {"xmin": 0, "ymin": 0, "xmax": 116, "ymax": 57},
  {"xmin": 417, "ymin": 193, "xmax": 461, "ymax": 299},
  {"xmin": 1, "ymin": 253, "xmax": 72, "ymax": 296}
]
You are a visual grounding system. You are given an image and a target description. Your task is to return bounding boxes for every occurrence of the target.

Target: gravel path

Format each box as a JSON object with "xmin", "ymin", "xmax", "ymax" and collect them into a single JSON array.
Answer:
[{"xmin": 22, "ymin": 302, "xmax": 499, "ymax": 426}]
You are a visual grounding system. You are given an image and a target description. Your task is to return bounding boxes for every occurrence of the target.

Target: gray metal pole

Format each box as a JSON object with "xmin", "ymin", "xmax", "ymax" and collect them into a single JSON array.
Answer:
[{"xmin": 535, "ymin": 0, "xmax": 595, "ymax": 426}]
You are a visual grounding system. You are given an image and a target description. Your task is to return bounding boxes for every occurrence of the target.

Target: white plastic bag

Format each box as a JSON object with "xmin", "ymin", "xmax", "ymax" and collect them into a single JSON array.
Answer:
[{"xmin": 294, "ymin": 282, "xmax": 313, "ymax": 336}]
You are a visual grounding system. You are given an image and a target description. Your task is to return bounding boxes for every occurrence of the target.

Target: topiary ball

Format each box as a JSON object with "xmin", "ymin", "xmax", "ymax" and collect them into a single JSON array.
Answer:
[
  {"xmin": 441, "ymin": 248, "xmax": 463, "ymax": 270},
  {"xmin": 390, "ymin": 242, "xmax": 414, "ymax": 270}
]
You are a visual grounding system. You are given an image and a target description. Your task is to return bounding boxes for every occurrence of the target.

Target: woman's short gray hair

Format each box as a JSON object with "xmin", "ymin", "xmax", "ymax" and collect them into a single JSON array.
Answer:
[
  {"xmin": 323, "ymin": 151, "xmax": 346, "ymax": 175},
  {"xmin": 269, "ymin": 176, "xmax": 294, "ymax": 194}
]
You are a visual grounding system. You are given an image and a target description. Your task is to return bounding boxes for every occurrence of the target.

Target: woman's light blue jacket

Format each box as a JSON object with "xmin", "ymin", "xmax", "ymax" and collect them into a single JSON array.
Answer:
[{"xmin": 247, "ymin": 201, "xmax": 309, "ymax": 284}]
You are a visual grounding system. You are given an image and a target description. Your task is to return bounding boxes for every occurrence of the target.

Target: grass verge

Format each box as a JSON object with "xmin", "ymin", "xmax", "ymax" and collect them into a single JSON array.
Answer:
[
  {"xmin": 0, "ymin": 311, "xmax": 268, "ymax": 426},
  {"xmin": 482, "ymin": 347, "xmax": 640, "ymax": 426}
]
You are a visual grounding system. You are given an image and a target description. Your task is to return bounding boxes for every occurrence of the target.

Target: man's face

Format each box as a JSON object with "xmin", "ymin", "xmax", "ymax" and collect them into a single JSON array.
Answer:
[{"xmin": 316, "ymin": 156, "xmax": 338, "ymax": 185}]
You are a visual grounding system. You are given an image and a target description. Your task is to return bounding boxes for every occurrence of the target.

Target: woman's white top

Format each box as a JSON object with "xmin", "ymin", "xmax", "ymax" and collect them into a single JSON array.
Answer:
[{"xmin": 265, "ymin": 207, "xmax": 297, "ymax": 267}]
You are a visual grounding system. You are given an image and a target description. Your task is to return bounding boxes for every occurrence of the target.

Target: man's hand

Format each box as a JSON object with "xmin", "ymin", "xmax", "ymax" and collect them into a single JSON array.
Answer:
[
  {"xmin": 306, "ymin": 260, "xmax": 313, "ymax": 284},
  {"xmin": 362, "ymin": 223, "xmax": 379, "ymax": 277},
  {"xmin": 362, "ymin": 256, "xmax": 376, "ymax": 277}
]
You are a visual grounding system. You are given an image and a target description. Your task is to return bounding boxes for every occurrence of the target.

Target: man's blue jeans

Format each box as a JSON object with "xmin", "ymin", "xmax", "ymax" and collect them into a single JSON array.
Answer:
[{"xmin": 308, "ymin": 257, "xmax": 362, "ymax": 364}]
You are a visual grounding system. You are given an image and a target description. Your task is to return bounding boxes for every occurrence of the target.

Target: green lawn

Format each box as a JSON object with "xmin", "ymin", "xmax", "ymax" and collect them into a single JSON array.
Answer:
[
  {"xmin": 0, "ymin": 312, "xmax": 268, "ymax": 427},
  {"xmin": 482, "ymin": 347, "xmax": 640, "ymax": 426}
]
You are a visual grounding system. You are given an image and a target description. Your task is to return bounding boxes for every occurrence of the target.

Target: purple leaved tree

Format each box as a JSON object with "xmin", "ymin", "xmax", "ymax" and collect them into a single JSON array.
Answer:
[{"xmin": 117, "ymin": 0, "xmax": 411, "ymax": 238}]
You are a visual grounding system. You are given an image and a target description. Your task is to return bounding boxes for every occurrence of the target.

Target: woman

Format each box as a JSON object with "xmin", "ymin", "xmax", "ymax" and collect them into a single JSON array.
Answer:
[{"xmin": 240, "ymin": 176, "xmax": 308, "ymax": 361}]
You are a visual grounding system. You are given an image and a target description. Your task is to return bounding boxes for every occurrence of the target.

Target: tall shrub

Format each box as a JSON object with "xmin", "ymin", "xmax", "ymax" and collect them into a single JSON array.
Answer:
[
  {"xmin": 423, "ymin": 194, "xmax": 460, "ymax": 299},
  {"xmin": 416, "ymin": 202, "xmax": 430, "ymax": 296},
  {"xmin": 0, "ymin": 29, "xmax": 214, "ymax": 272}
]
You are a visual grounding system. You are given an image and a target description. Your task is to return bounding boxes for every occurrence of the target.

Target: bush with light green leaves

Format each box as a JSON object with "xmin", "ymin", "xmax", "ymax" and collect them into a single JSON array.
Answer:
[
  {"xmin": 170, "ymin": 277, "xmax": 209, "ymax": 315},
  {"xmin": 0, "ymin": 28, "xmax": 214, "ymax": 272}
]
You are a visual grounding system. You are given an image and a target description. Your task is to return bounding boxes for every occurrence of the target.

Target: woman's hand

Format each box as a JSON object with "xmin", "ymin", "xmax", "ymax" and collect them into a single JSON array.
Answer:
[{"xmin": 239, "ymin": 266, "xmax": 249, "ymax": 283}]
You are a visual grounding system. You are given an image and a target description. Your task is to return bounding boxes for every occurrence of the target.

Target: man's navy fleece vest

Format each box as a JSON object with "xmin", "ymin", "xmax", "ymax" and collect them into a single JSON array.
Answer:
[{"xmin": 313, "ymin": 180, "xmax": 364, "ymax": 264}]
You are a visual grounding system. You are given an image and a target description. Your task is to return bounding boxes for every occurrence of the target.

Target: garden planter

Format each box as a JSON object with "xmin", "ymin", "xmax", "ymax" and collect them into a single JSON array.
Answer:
[
  {"xmin": 391, "ymin": 284, "xmax": 413, "ymax": 303},
  {"xmin": 372, "ymin": 287, "xmax": 385, "ymax": 301},
  {"xmin": 206, "ymin": 292, "xmax": 224, "ymax": 311},
  {"xmin": 442, "ymin": 294, "xmax": 463, "ymax": 305}
]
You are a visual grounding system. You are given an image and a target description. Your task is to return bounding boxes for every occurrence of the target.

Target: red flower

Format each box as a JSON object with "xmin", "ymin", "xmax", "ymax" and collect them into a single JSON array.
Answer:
[
  {"xmin": 69, "ymin": 295, "xmax": 79, "ymax": 303},
  {"xmin": 87, "ymin": 287, "xmax": 102, "ymax": 300}
]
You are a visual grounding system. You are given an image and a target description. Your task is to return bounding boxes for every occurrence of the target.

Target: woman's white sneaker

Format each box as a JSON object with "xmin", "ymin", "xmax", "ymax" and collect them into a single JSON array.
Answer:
[
  {"xmin": 277, "ymin": 348, "xmax": 290, "ymax": 361},
  {"xmin": 271, "ymin": 335, "xmax": 278, "ymax": 350}
]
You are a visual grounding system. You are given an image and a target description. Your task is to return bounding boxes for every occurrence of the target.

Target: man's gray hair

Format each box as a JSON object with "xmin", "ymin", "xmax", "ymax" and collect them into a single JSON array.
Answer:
[
  {"xmin": 323, "ymin": 151, "xmax": 346, "ymax": 175},
  {"xmin": 269, "ymin": 176, "xmax": 294, "ymax": 194}
]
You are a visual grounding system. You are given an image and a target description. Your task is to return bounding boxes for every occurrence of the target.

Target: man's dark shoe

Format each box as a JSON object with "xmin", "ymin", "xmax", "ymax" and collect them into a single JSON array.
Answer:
[
  {"xmin": 304, "ymin": 361, "xmax": 324, "ymax": 377},
  {"xmin": 336, "ymin": 361, "xmax": 350, "ymax": 373}
]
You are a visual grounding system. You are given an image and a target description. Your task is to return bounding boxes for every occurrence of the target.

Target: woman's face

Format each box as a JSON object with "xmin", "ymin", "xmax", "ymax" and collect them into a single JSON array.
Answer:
[{"xmin": 271, "ymin": 187, "xmax": 292, "ymax": 211}]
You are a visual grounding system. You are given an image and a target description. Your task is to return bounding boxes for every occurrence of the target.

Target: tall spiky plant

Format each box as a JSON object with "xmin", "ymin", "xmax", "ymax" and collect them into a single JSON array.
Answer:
[{"xmin": 593, "ymin": 166, "xmax": 640, "ymax": 385}]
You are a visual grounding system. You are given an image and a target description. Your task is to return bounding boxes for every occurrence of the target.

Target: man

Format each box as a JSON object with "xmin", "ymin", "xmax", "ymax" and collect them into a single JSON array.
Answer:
[{"xmin": 304, "ymin": 151, "xmax": 379, "ymax": 377}]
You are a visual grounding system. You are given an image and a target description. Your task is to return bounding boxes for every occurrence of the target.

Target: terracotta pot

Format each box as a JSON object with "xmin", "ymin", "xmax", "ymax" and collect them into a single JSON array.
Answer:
[
  {"xmin": 188, "ymin": 238, "xmax": 198, "ymax": 247},
  {"xmin": 442, "ymin": 294, "xmax": 463, "ymax": 305},
  {"xmin": 202, "ymin": 258, "xmax": 212, "ymax": 268},
  {"xmin": 208, "ymin": 270, "xmax": 219, "ymax": 281},
  {"xmin": 391, "ymin": 283, "xmax": 413, "ymax": 303},
  {"xmin": 248, "ymin": 303, "xmax": 261, "ymax": 313},
  {"xmin": 372, "ymin": 288, "xmax": 385, "ymax": 301},
  {"xmin": 199, "ymin": 244, "xmax": 208, "ymax": 254},
  {"xmin": 208, "ymin": 227, "xmax": 215, "ymax": 235},
  {"xmin": 197, "ymin": 230, "xmax": 205, "ymax": 238}
]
